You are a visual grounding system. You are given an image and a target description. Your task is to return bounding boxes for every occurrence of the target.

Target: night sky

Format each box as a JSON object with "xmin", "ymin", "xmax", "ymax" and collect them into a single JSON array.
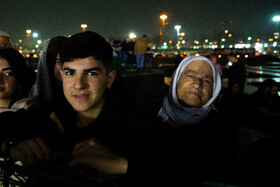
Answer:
[{"xmin": 1, "ymin": 0, "xmax": 279, "ymax": 44}]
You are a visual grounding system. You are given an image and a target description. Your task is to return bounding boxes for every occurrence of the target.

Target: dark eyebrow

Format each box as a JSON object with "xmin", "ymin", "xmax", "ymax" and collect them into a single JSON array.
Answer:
[
  {"xmin": 62, "ymin": 67, "xmax": 102, "ymax": 72},
  {"xmin": 83, "ymin": 67, "xmax": 102, "ymax": 73},
  {"xmin": 2, "ymin": 67, "xmax": 13, "ymax": 71}
]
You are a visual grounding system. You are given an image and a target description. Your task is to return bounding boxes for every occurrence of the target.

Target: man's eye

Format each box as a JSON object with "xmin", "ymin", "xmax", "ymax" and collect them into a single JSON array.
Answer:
[
  {"xmin": 65, "ymin": 70, "xmax": 74, "ymax": 76},
  {"xmin": 88, "ymin": 72, "xmax": 98, "ymax": 76},
  {"xmin": 4, "ymin": 72, "xmax": 14, "ymax": 77}
]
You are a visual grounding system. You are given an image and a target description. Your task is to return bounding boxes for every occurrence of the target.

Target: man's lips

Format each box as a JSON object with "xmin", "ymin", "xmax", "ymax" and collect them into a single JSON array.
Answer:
[{"xmin": 73, "ymin": 94, "xmax": 90, "ymax": 100}]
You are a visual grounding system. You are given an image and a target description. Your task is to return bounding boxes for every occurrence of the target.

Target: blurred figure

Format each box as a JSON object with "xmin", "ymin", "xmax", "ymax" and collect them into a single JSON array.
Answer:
[
  {"xmin": 30, "ymin": 36, "xmax": 67, "ymax": 102},
  {"xmin": 127, "ymin": 37, "xmax": 136, "ymax": 67},
  {"xmin": 225, "ymin": 53, "xmax": 246, "ymax": 93},
  {"xmin": 0, "ymin": 48, "xmax": 31, "ymax": 110},
  {"xmin": 145, "ymin": 43, "xmax": 153, "ymax": 71},
  {"xmin": 134, "ymin": 35, "xmax": 148, "ymax": 71},
  {"xmin": 0, "ymin": 31, "xmax": 13, "ymax": 49},
  {"xmin": 248, "ymin": 78, "xmax": 280, "ymax": 136},
  {"xmin": 210, "ymin": 54, "xmax": 223, "ymax": 76},
  {"xmin": 119, "ymin": 36, "xmax": 130, "ymax": 67},
  {"xmin": 218, "ymin": 81, "xmax": 250, "ymax": 130},
  {"xmin": 13, "ymin": 36, "xmax": 67, "ymax": 109},
  {"xmin": 174, "ymin": 51, "xmax": 184, "ymax": 68}
]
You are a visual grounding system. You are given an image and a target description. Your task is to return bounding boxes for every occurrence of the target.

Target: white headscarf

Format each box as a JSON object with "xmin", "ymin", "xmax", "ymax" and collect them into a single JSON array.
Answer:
[{"xmin": 158, "ymin": 55, "xmax": 222, "ymax": 125}]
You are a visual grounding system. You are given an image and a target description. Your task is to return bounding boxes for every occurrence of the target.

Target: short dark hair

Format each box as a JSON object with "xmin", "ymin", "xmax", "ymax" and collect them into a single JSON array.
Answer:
[
  {"xmin": 0, "ymin": 48, "xmax": 31, "ymax": 100},
  {"xmin": 60, "ymin": 31, "xmax": 113, "ymax": 72}
]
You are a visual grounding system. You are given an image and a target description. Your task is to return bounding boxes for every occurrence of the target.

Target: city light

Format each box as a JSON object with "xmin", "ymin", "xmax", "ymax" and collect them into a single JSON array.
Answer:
[
  {"xmin": 273, "ymin": 16, "xmax": 280, "ymax": 32},
  {"xmin": 273, "ymin": 16, "xmax": 280, "ymax": 22},
  {"xmin": 129, "ymin": 33, "xmax": 136, "ymax": 39},
  {"xmin": 174, "ymin": 25, "xmax": 181, "ymax": 47},
  {"xmin": 32, "ymin": 32, "xmax": 38, "ymax": 38},
  {"xmin": 81, "ymin": 24, "xmax": 87, "ymax": 31}
]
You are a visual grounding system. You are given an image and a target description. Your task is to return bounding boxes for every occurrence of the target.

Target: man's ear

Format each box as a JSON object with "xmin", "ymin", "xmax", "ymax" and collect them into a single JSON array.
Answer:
[{"xmin": 107, "ymin": 70, "xmax": 117, "ymax": 89}]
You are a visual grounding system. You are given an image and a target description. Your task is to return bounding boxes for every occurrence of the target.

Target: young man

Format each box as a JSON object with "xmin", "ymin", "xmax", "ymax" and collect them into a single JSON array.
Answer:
[{"xmin": 0, "ymin": 31, "xmax": 148, "ymax": 185}]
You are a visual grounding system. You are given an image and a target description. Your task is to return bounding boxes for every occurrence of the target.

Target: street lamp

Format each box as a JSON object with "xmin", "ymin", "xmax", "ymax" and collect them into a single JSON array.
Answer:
[
  {"xmin": 26, "ymin": 29, "xmax": 32, "ymax": 37},
  {"xmin": 81, "ymin": 24, "xmax": 87, "ymax": 32},
  {"xmin": 160, "ymin": 14, "xmax": 168, "ymax": 36},
  {"xmin": 175, "ymin": 25, "xmax": 181, "ymax": 45},
  {"xmin": 159, "ymin": 14, "xmax": 168, "ymax": 46},
  {"xmin": 273, "ymin": 16, "xmax": 280, "ymax": 34}
]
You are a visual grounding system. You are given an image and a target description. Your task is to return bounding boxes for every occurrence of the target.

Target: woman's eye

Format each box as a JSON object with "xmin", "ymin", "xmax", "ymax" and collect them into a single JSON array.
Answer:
[
  {"xmin": 186, "ymin": 74, "xmax": 194, "ymax": 78},
  {"xmin": 203, "ymin": 78, "xmax": 213, "ymax": 84}
]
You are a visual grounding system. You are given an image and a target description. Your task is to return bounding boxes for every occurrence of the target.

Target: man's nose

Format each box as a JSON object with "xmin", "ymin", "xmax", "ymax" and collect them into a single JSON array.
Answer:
[{"xmin": 74, "ymin": 75, "xmax": 87, "ymax": 89}]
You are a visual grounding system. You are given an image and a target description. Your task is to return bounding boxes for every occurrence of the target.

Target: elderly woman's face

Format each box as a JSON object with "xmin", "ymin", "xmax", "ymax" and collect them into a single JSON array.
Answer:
[{"xmin": 177, "ymin": 60, "xmax": 213, "ymax": 108}]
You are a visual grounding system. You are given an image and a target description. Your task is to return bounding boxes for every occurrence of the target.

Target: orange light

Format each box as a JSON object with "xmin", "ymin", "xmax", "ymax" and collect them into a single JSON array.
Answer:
[{"xmin": 81, "ymin": 24, "xmax": 87, "ymax": 31}]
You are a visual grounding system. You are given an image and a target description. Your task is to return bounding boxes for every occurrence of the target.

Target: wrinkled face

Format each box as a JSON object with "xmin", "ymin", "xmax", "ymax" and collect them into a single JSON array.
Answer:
[
  {"xmin": 0, "ymin": 58, "xmax": 18, "ymax": 102},
  {"xmin": 176, "ymin": 60, "xmax": 213, "ymax": 108},
  {"xmin": 0, "ymin": 36, "xmax": 12, "ymax": 49},
  {"xmin": 60, "ymin": 57, "xmax": 115, "ymax": 113},
  {"xmin": 53, "ymin": 54, "xmax": 62, "ymax": 84}
]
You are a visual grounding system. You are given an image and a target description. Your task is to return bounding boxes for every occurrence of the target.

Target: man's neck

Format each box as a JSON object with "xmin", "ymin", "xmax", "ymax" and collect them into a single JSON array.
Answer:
[{"xmin": 76, "ymin": 107, "xmax": 103, "ymax": 128}]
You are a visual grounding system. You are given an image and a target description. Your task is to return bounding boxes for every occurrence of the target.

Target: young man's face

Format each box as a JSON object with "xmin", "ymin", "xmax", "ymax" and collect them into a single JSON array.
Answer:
[{"xmin": 60, "ymin": 57, "xmax": 116, "ymax": 114}]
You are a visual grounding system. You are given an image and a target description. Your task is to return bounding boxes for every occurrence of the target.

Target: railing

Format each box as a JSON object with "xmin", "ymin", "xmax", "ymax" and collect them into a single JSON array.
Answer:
[{"xmin": 0, "ymin": 155, "xmax": 122, "ymax": 187}]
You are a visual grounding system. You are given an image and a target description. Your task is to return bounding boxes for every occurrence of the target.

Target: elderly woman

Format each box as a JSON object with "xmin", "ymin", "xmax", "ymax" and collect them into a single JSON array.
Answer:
[{"xmin": 124, "ymin": 56, "xmax": 238, "ymax": 186}]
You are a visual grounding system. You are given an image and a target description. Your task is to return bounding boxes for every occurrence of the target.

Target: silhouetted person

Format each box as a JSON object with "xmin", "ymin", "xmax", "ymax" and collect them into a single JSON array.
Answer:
[{"xmin": 225, "ymin": 53, "xmax": 246, "ymax": 93}]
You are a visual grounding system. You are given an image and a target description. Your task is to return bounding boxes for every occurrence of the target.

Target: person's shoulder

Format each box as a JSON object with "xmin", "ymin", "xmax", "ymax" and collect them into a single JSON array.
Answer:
[{"xmin": 11, "ymin": 96, "xmax": 39, "ymax": 110}]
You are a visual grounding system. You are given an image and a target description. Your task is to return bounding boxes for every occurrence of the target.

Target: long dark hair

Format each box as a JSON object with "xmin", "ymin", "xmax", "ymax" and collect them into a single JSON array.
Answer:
[{"xmin": 0, "ymin": 48, "xmax": 31, "ymax": 105}]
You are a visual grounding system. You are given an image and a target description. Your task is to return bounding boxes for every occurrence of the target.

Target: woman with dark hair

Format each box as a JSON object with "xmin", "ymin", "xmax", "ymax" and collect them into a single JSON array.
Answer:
[{"xmin": 0, "ymin": 48, "xmax": 31, "ymax": 109}]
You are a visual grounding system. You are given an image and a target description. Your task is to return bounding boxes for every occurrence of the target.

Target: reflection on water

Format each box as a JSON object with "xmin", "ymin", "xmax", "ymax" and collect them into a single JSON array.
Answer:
[
  {"xmin": 246, "ymin": 77, "xmax": 280, "ymax": 83},
  {"xmin": 247, "ymin": 65, "xmax": 280, "ymax": 77}
]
